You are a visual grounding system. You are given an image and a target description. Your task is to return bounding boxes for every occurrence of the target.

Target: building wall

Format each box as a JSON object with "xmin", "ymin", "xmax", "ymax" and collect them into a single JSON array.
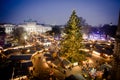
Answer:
[
  {"xmin": 0, "ymin": 24, "xmax": 15, "ymax": 35},
  {"xmin": 1, "ymin": 21, "xmax": 52, "ymax": 35},
  {"xmin": 18, "ymin": 21, "xmax": 52, "ymax": 34}
]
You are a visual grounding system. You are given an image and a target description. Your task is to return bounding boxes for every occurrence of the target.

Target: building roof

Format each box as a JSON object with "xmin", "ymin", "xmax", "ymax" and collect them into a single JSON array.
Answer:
[
  {"xmin": 21, "ymin": 60, "xmax": 33, "ymax": 67},
  {"xmin": 9, "ymin": 54, "xmax": 32, "ymax": 60}
]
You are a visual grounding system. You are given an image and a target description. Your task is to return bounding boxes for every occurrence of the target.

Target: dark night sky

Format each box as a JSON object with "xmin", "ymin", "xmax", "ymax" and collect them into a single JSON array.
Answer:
[{"xmin": 0, "ymin": 0, "xmax": 120, "ymax": 26}]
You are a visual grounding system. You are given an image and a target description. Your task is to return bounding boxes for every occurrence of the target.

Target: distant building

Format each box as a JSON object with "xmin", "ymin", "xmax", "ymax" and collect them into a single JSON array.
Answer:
[
  {"xmin": 0, "ymin": 20, "xmax": 52, "ymax": 35},
  {"xmin": 0, "ymin": 24, "xmax": 15, "ymax": 35},
  {"xmin": 18, "ymin": 20, "xmax": 52, "ymax": 34}
]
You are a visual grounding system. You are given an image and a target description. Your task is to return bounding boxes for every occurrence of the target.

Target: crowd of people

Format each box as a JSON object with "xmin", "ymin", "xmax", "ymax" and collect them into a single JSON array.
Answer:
[{"xmin": 81, "ymin": 60, "xmax": 112, "ymax": 80}]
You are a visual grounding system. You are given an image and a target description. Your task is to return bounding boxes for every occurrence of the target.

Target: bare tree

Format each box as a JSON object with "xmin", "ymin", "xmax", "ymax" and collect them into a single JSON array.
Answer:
[{"xmin": 12, "ymin": 27, "xmax": 27, "ymax": 45}]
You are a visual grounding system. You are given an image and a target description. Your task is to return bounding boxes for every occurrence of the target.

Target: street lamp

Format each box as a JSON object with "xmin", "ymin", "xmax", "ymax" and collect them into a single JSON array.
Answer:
[
  {"xmin": 24, "ymin": 36, "xmax": 27, "ymax": 48},
  {"xmin": 90, "ymin": 44, "xmax": 93, "ymax": 54},
  {"xmin": 90, "ymin": 40, "xmax": 95, "ymax": 56}
]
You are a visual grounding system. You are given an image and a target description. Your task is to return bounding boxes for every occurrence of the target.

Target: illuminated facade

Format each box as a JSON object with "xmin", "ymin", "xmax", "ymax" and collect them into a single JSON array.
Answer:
[
  {"xmin": 0, "ymin": 21, "xmax": 52, "ymax": 35},
  {"xmin": 0, "ymin": 24, "xmax": 15, "ymax": 34},
  {"xmin": 18, "ymin": 21, "xmax": 52, "ymax": 34}
]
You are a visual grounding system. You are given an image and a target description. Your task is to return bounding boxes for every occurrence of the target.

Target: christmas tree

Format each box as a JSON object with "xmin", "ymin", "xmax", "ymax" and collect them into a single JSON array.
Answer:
[{"xmin": 60, "ymin": 10, "xmax": 86, "ymax": 62}]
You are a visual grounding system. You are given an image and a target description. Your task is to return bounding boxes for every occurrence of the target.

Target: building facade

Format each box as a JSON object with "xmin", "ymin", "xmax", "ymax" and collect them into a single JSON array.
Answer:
[
  {"xmin": 18, "ymin": 20, "xmax": 52, "ymax": 34},
  {"xmin": 112, "ymin": 12, "xmax": 120, "ymax": 80},
  {"xmin": 0, "ymin": 21, "xmax": 52, "ymax": 35},
  {"xmin": 0, "ymin": 24, "xmax": 15, "ymax": 35}
]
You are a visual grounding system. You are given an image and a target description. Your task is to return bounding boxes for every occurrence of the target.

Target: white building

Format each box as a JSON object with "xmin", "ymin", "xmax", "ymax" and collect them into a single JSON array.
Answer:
[
  {"xmin": 18, "ymin": 20, "xmax": 52, "ymax": 34},
  {"xmin": 0, "ymin": 24, "xmax": 15, "ymax": 34},
  {"xmin": 0, "ymin": 20, "xmax": 52, "ymax": 35}
]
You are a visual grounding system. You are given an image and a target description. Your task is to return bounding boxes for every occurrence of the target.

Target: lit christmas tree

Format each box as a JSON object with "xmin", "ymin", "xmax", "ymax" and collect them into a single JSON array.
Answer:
[{"xmin": 60, "ymin": 10, "xmax": 86, "ymax": 62}]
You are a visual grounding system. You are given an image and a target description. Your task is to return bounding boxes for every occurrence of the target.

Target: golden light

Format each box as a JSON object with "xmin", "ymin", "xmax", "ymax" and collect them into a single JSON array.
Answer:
[
  {"xmin": 93, "ymin": 51, "xmax": 100, "ymax": 56},
  {"xmin": 73, "ymin": 62, "xmax": 78, "ymax": 66},
  {"xmin": 24, "ymin": 35, "xmax": 27, "ymax": 40},
  {"xmin": 47, "ymin": 61, "xmax": 51, "ymax": 64},
  {"xmin": 44, "ymin": 62, "xmax": 49, "ymax": 68},
  {"xmin": 88, "ymin": 58, "xmax": 93, "ymax": 64},
  {"xmin": 43, "ymin": 58, "xmax": 46, "ymax": 62},
  {"xmin": 79, "ymin": 49, "xmax": 89, "ymax": 52},
  {"xmin": 27, "ymin": 49, "xmax": 30, "ymax": 52}
]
